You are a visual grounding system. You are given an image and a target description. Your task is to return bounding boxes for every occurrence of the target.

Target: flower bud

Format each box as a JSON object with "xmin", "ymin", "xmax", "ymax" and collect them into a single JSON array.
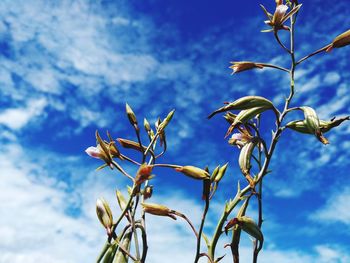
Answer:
[
  {"xmin": 86, "ymin": 130, "xmax": 114, "ymax": 168},
  {"xmin": 210, "ymin": 165, "xmax": 220, "ymax": 182},
  {"xmin": 327, "ymin": 29, "xmax": 350, "ymax": 52},
  {"xmin": 157, "ymin": 109, "xmax": 175, "ymax": 133},
  {"xmin": 117, "ymin": 138, "xmax": 146, "ymax": 152},
  {"xmin": 144, "ymin": 118, "xmax": 151, "ymax": 133},
  {"xmin": 116, "ymin": 190, "xmax": 127, "ymax": 211},
  {"xmin": 96, "ymin": 198, "xmax": 113, "ymax": 235},
  {"xmin": 213, "ymin": 162, "xmax": 229, "ymax": 183},
  {"xmin": 125, "ymin": 103, "xmax": 138, "ymax": 126},
  {"xmin": 85, "ymin": 146, "xmax": 102, "ymax": 159},
  {"xmin": 143, "ymin": 185, "xmax": 153, "ymax": 199},
  {"xmin": 141, "ymin": 203, "xmax": 176, "ymax": 220},
  {"xmin": 175, "ymin": 165, "xmax": 210, "ymax": 180}
]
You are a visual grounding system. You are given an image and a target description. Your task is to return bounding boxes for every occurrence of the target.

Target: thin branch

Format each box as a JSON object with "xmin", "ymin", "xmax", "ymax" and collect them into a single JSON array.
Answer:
[
  {"xmin": 112, "ymin": 161, "xmax": 135, "ymax": 181},
  {"xmin": 173, "ymin": 211, "xmax": 199, "ymax": 239},
  {"xmin": 120, "ymin": 154, "xmax": 142, "ymax": 166},
  {"xmin": 296, "ymin": 44, "xmax": 332, "ymax": 65},
  {"xmin": 274, "ymin": 31, "xmax": 291, "ymax": 54},
  {"xmin": 258, "ymin": 63, "xmax": 290, "ymax": 73}
]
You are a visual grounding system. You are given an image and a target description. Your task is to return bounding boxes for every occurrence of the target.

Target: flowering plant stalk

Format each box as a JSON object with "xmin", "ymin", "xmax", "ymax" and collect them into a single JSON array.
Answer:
[{"xmin": 87, "ymin": 1, "xmax": 349, "ymax": 262}]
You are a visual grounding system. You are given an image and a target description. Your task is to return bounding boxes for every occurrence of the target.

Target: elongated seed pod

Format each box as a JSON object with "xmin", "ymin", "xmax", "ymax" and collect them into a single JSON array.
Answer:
[
  {"xmin": 226, "ymin": 107, "xmax": 268, "ymax": 137},
  {"xmin": 238, "ymin": 139, "xmax": 258, "ymax": 187},
  {"xmin": 299, "ymin": 107, "xmax": 329, "ymax": 144},
  {"xmin": 208, "ymin": 96, "xmax": 274, "ymax": 119},
  {"xmin": 102, "ymin": 243, "xmax": 117, "ymax": 263},
  {"xmin": 287, "ymin": 116, "xmax": 350, "ymax": 134},
  {"xmin": 300, "ymin": 106, "xmax": 320, "ymax": 134},
  {"xmin": 238, "ymin": 216, "xmax": 264, "ymax": 242},
  {"xmin": 286, "ymin": 120, "xmax": 310, "ymax": 134},
  {"xmin": 112, "ymin": 232, "xmax": 132, "ymax": 263}
]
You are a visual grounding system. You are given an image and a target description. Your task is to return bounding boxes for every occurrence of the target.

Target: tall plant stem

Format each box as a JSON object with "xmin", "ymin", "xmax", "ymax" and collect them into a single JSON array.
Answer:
[{"xmin": 209, "ymin": 9, "xmax": 300, "ymax": 262}]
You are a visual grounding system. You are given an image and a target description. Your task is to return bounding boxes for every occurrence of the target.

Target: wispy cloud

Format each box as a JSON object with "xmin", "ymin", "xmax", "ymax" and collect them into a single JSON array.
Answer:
[
  {"xmin": 0, "ymin": 98, "xmax": 47, "ymax": 129},
  {"xmin": 310, "ymin": 187, "xmax": 350, "ymax": 225}
]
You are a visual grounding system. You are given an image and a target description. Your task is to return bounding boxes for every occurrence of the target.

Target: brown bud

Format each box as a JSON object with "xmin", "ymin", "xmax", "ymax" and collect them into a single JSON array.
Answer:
[
  {"xmin": 141, "ymin": 203, "xmax": 176, "ymax": 220},
  {"xmin": 328, "ymin": 29, "xmax": 350, "ymax": 52},
  {"xmin": 229, "ymin": 62, "xmax": 264, "ymax": 74},
  {"xmin": 143, "ymin": 185, "xmax": 153, "ymax": 199},
  {"xmin": 175, "ymin": 166, "xmax": 210, "ymax": 180}
]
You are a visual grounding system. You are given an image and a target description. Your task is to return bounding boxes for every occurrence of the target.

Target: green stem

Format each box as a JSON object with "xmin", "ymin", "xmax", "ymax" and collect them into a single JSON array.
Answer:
[{"xmin": 96, "ymin": 242, "xmax": 110, "ymax": 263}]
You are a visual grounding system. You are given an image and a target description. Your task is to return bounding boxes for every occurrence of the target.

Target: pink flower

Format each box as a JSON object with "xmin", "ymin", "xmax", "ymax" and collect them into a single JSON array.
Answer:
[{"xmin": 85, "ymin": 146, "xmax": 102, "ymax": 159}]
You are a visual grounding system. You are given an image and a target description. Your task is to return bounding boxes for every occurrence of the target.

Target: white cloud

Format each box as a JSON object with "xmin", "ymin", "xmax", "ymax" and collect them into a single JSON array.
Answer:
[
  {"xmin": 0, "ymin": 98, "xmax": 47, "ymax": 130},
  {"xmin": 311, "ymin": 187, "xmax": 350, "ymax": 225},
  {"xmin": 323, "ymin": 72, "xmax": 341, "ymax": 85}
]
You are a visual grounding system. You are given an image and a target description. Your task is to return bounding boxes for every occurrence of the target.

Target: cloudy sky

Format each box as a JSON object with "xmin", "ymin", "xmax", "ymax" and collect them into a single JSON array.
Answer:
[{"xmin": 0, "ymin": 0, "xmax": 349, "ymax": 262}]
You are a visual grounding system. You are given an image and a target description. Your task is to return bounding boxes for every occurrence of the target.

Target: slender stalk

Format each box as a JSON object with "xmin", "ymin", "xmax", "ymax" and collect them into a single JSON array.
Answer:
[
  {"xmin": 258, "ymin": 63, "xmax": 290, "ymax": 73},
  {"xmin": 173, "ymin": 211, "xmax": 199, "ymax": 239},
  {"xmin": 136, "ymin": 224, "xmax": 148, "ymax": 263},
  {"xmin": 112, "ymin": 161, "xmax": 135, "ymax": 181},
  {"xmin": 296, "ymin": 44, "xmax": 331, "ymax": 65},
  {"xmin": 112, "ymin": 184, "xmax": 137, "ymax": 235},
  {"xmin": 194, "ymin": 192, "xmax": 210, "ymax": 263},
  {"xmin": 274, "ymin": 31, "xmax": 291, "ymax": 54},
  {"xmin": 120, "ymin": 154, "xmax": 142, "ymax": 166},
  {"xmin": 152, "ymin": 163, "xmax": 182, "ymax": 169}
]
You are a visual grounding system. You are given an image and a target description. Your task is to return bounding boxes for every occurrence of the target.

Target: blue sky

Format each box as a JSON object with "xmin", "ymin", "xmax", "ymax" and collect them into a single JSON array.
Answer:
[{"xmin": 0, "ymin": 0, "xmax": 349, "ymax": 262}]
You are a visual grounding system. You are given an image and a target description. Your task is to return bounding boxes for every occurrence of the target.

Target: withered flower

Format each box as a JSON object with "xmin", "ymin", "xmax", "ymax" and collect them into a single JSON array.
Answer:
[
  {"xmin": 228, "ymin": 125, "xmax": 253, "ymax": 148},
  {"xmin": 229, "ymin": 62, "xmax": 264, "ymax": 74},
  {"xmin": 135, "ymin": 163, "xmax": 153, "ymax": 185},
  {"xmin": 261, "ymin": 3, "xmax": 302, "ymax": 32}
]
